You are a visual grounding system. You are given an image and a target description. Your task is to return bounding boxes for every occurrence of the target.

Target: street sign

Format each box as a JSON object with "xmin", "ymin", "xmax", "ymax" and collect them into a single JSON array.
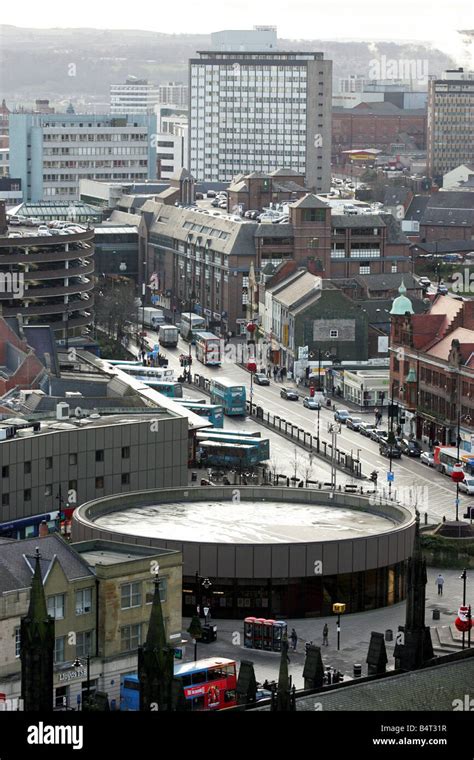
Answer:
[
  {"xmin": 298, "ymin": 346, "xmax": 308, "ymax": 360},
  {"xmin": 203, "ymin": 607, "xmax": 209, "ymax": 617},
  {"xmin": 387, "ymin": 472, "xmax": 394, "ymax": 482},
  {"xmin": 173, "ymin": 648, "xmax": 183, "ymax": 660}
]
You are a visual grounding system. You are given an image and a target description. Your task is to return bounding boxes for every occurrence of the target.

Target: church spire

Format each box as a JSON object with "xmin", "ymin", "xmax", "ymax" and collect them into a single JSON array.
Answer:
[{"xmin": 20, "ymin": 547, "xmax": 55, "ymax": 711}]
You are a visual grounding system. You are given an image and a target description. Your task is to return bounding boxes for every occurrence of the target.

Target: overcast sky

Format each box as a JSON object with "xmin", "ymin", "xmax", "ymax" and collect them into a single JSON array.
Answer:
[{"xmin": 1, "ymin": 0, "xmax": 473, "ymax": 47}]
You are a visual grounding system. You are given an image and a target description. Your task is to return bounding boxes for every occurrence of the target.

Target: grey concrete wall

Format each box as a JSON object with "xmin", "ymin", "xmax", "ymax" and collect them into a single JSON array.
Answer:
[{"xmin": 72, "ymin": 486, "xmax": 415, "ymax": 580}]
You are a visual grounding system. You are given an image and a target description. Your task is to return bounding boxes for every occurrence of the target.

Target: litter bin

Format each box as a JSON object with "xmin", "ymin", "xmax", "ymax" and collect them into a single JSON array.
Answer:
[
  {"xmin": 353, "ymin": 664, "xmax": 362, "ymax": 678},
  {"xmin": 432, "ymin": 609, "xmax": 440, "ymax": 621},
  {"xmin": 385, "ymin": 629, "xmax": 393, "ymax": 642},
  {"xmin": 201, "ymin": 625, "xmax": 217, "ymax": 644}
]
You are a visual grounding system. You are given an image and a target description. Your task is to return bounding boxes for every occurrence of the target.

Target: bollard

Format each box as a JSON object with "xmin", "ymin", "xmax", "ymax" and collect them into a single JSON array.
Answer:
[
  {"xmin": 424, "ymin": 512, "xmax": 428, "ymax": 525},
  {"xmin": 353, "ymin": 664, "xmax": 362, "ymax": 678},
  {"xmin": 385, "ymin": 629, "xmax": 393, "ymax": 642}
]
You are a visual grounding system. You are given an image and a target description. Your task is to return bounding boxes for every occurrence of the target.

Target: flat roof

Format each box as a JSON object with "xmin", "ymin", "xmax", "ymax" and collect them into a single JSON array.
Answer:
[{"xmin": 94, "ymin": 499, "xmax": 399, "ymax": 544}]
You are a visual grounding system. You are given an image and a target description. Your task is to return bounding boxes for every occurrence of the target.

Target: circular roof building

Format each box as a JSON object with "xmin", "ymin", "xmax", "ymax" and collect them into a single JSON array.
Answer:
[{"xmin": 73, "ymin": 486, "xmax": 415, "ymax": 619}]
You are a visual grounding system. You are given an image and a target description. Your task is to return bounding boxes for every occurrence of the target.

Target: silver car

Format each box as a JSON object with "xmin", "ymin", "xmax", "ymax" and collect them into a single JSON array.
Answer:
[{"xmin": 420, "ymin": 451, "xmax": 435, "ymax": 467}]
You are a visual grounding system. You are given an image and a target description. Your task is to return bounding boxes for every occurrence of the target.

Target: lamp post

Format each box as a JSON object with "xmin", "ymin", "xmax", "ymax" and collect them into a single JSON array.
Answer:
[
  {"xmin": 73, "ymin": 655, "xmax": 91, "ymax": 710},
  {"xmin": 195, "ymin": 571, "xmax": 212, "ymax": 620},
  {"xmin": 328, "ymin": 422, "xmax": 341, "ymax": 490},
  {"xmin": 332, "ymin": 603, "xmax": 346, "ymax": 651},
  {"xmin": 459, "ymin": 569, "xmax": 471, "ymax": 650}
]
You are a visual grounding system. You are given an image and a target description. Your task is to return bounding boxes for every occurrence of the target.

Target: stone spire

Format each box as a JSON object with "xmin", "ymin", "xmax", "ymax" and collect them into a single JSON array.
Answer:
[
  {"xmin": 271, "ymin": 638, "xmax": 296, "ymax": 711},
  {"xmin": 20, "ymin": 547, "xmax": 55, "ymax": 711},
  {"xmin": 138, "ymin": 568, "xmax": 185, "ymax": 711},
  {"xmin": 394, "ymin": 512, "xmax": 434, "ymax": 670}
]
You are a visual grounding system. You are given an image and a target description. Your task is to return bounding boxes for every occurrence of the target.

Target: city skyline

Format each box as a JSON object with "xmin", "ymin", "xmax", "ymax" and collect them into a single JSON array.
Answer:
[{"xmin": 0, "ymin": 0, "xmax": 473, "ymax": 50}]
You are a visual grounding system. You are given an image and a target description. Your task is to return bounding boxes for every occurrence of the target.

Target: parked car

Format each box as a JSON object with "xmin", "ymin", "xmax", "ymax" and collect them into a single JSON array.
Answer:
[
  {"xmin": 346, "ymin": 416, "xmax": 363, "ymax": 431},
  {"xmin": 359, "ymin": 422, "xmax": 377, "ymax": 437},
  {"xmin": 371, "ymin": 429, "xmax": 388, "ymax": 443},
  {"xmin": 399, "ymin": 439, "xmax": 422, "ymax": 457},
  {"xmin": 420, "ymin": 451, "xmax": 435, "ymax": 467},
  {"xmin": 206, "ymin": 190, "xmax": 217, "ymax": 198},
  {"xmin": 211, "ymin": 199, "xmax": 219, "ymax": 207},
  {"xmin": 303, "ymin": 397, "xmax": 321, "ymax": 410},
  {"xmin": 380, "ymin": 442, "xmax": 402, "ymax": 459},
  {"xmin": 280, "ymin": 387, "xmax": 298, "ymax": 401},
  {"xmin": 195, "ymin": 192, "xmax": 204, "ymax": 200},
  {"xmin": 418, "ymin": 276, "xmax": 431, "ymax": 288},
  {"xmin": 437, "ymin": 284, "xmax": 449, "ymax": 295},
  {"xmin": 254, "ymin": 373, "xmax": 270, "ymax": 386},
  {"xmin": 334, "ymin": 409, "xmax": 350, "ymax": 423},
  {"xmin": 459, "ymin": 477, "xmax": 474, "ymax": 495}
]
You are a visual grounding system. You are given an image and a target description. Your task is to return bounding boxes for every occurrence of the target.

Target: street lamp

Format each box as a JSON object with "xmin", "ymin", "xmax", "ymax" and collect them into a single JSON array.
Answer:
[
  {"xmin": 328, "ymin": 422, "xmax": 341, "ymax": 490},
  {"xmin": 459, "ymin": 569, "xmax": 472, "ymax": 650},
  {"xmin": 195, "ymin": 571, "xmax": 212, "ymax": 619},
  {"xmin": 332, "ymin": 603, "xmax": 346, "ymax": 651},
  {"xmin": 73, "ymin": 655, "xmax": 91, "ymax": 711}
]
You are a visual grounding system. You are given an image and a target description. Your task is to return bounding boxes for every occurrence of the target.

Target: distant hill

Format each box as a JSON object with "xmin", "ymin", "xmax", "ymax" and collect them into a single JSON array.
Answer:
[{"xmin": 0, "ymin": 25, "xmax": 456, "ymax": 107}]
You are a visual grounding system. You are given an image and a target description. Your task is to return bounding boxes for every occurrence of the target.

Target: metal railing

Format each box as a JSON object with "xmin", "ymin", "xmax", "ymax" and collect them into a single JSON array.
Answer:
[{"xmin": 191, "ymin": 373, "xmax": 363, "ymax": 479}]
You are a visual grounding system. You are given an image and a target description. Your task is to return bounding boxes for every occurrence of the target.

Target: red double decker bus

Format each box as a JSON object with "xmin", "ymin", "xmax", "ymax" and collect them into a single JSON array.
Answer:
[
  {"xmin": 175, "ymin": 657, "xmax": 237, "ymax": 710},
  {"xmin": 194, "ymin": 331, "xmax": 222, "ymax": 366}
]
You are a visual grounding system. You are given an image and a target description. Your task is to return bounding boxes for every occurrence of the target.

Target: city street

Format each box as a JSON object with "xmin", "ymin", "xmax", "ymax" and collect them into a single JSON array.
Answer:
[
  {"xmin": 182, "ymin": 567, "xmax": 472, "ymax": 689},
  {"xmin": 139, "ymin": 330, "xmax": 470, "ymax": 525}
]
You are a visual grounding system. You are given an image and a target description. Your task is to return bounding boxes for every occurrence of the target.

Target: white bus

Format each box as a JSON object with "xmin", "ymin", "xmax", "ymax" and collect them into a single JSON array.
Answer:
[{"xmin": 180, "ymin": 312, "xmax": 206, "ymax": 341}]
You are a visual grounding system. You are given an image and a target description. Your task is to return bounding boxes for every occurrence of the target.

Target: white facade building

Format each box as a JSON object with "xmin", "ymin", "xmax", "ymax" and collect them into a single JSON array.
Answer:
[
  {"xmin": 157, "ymin": 82, "xmax": 189, "ymax": 107},
  {"xmin": 110, "ymin": 79, "xmax": 159, "ymax": 114},
  {"xmin": 189, "ymin": 50, "xmax": 332, "ymax": 191}
]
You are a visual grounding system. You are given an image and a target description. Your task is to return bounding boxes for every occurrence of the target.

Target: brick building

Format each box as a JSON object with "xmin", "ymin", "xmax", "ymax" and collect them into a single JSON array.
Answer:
[
  {"xmin": 332, "ymin": 102, "xmax": 426, "ymax": 159},
  {"xmin": 130, "ymin": 193, "xmax": 412, "ymax": 335},
  {"xmin": 0, "ymin": 317, "xmax": 47, "ymax": 394},
  {"xmin": 227, "ymin": 169, "xmax": 308, "ymax": 212},
  {"xmin": 390, "ymin": 288, "xmax": 474, "ymax": 448}
]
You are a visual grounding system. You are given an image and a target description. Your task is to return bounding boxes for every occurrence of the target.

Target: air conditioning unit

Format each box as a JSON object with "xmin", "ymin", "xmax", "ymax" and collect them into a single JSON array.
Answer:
[{"xmin": 56, "ymin": 402, "xmax": 70, "ymax": 421}]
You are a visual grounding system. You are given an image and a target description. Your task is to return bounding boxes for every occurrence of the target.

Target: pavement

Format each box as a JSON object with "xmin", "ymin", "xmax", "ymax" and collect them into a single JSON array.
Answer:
[{"xmin": 182, "ymin": 567, "xmax": 473, "ymax": 689}]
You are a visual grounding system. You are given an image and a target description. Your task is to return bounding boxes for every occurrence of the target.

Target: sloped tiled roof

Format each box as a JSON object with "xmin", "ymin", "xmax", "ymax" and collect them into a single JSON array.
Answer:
[
  {"xmin": 0, "ymin": 533, "xmax": 94, "ymax": 594},
  {"xmin": 426, "ymin": 327, "xmax": 474, "ymax": 361},
  {"xmin": 273, "ymin": 271, "xmax": 321, "ymax": 308},
  {"xmin": 290, "ymin": 194, "xmax": 330, "ymax": 209}
]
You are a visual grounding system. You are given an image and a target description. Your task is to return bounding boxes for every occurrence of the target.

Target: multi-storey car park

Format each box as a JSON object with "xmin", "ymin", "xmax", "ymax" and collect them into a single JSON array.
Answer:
[{"xmin": 0, "ymin": 208, "xmax": 94, "ymax": 339}]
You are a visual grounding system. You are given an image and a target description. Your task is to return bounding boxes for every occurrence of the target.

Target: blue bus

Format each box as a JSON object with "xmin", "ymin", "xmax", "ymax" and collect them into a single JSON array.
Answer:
[
  {"xmin": 197, "ymin": 440, "xmax": 269, "ymax": 467},
  {"xmin": 137, "ymin": 380, "xmax": 183, "ymax": 398},
  {"xmin": 175, "ymin": 401, "xmax": 224, "ymax": 428},
  {"xmin": 0, "ymin": 511, "xmax": 59, "ymax": 540},
  {"xmin": 196, "ymin": 432, "xmax": 270, "ymax": 460},
  {"xmin": 209, "ymin": 378, "xmax": 246, "ymax": 416}
]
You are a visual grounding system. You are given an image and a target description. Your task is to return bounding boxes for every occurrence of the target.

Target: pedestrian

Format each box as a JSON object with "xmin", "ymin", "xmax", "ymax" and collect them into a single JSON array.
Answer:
[
  {"xmin": 322, "ymin": 623, "xmax": 329, "ymax": 646},
  {"xmin": 273, "ymin": 366, "xmax": 278, "ymax": 381},
  {"xmin": 267, "ymin": 365, "xmax": 271, "ymax": 378},
  {"xmin": 290, "ymin": 628, "xmax": 298, "ymax": 651},
  {"xmin": 436, "ymin": 573, "xmax": 445, "ymax": 596}
]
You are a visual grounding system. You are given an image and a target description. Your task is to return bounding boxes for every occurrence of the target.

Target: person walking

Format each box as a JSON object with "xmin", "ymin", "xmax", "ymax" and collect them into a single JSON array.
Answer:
[
  {"xmin": 290, "ymin": 628, "xmax": 298, "ymax": 651},
  {"xmin": 322, "ymin": 623, "xmax": 329, "ymax": 646},
  {"xmin": 273, "ymin": 365, "xmax": 278, "ymax": 381},
  {"xmin": 267, "ymin": 365, "xmax": 271, "ymax": 379},
  {"xmin": 436, "ymin": 573, "xmax": 445, "ymax": 596}
]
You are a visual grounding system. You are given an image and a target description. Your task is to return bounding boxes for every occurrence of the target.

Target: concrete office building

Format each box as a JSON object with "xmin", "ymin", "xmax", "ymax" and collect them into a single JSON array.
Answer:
[
  {"xmin": 189, "ymin": 48, "xmax": 332, "ymax": 190},
  {"xmin": 72, "ymin": 486, "xmax": 415, "ymax": 619},
  {"xmin": 156, "ymin": 82, "xmax": 189, "ymax": 108},
  {"xmin": 9, "ymin": 112, "xmax": 157, "ymax": 202},
  {"xmin": 0, "ymin": 533, "xmax": 182, "ymax": 708},
  {"xmin": 110, "ymin": 78, "xmax": 160, "ymax": 114},
  {"xmin": 427, "ymin": 68, "xmax": 474, "ymax": 182}
]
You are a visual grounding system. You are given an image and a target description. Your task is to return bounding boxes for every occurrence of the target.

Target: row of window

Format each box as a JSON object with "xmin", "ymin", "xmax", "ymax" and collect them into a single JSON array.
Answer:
[{"xmin": 2, "ymin": 447, "xmax": 130, "ymax": 478}]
